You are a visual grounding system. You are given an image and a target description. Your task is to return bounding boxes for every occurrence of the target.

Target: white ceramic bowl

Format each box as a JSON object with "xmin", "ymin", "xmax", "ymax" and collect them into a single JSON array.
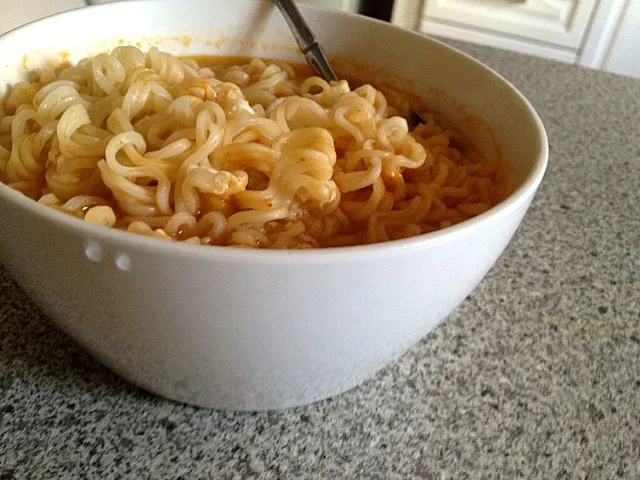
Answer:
[{"xmin": 0, "ymin": 0, "xmax": 547, "ymax": 410}]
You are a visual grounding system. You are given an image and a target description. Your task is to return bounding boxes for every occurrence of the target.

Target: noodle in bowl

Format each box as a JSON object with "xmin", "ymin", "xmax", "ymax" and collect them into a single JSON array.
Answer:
[
  {"xmin": 0, "ymin": 0, "xmax": 547, "ymax": 409},
  {"xmin": 1, "ymin": 48, "xmax": 510, "ymax": 249}
]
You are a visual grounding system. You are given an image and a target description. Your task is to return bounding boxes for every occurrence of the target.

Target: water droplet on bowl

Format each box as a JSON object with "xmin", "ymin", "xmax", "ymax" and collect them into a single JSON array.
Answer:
[
  {"xmin": 115, "ymin": 253, "xmax": 131, "ymax": 271},
  {"xmin": 85, "ymin": 242, "xmax": 102, "ymax": 262}
]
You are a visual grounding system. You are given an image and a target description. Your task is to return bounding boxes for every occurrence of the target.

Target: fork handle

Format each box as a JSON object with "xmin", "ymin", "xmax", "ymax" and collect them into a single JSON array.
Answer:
[{"xmin": 274, "ymin": 0, "xmax": 338, "ymax": 82}]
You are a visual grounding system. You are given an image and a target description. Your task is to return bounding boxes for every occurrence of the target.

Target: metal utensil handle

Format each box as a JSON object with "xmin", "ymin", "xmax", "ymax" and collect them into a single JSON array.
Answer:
[{"xmin": 273, "ymin": 0, "xmax": 338, "ymax": 82}]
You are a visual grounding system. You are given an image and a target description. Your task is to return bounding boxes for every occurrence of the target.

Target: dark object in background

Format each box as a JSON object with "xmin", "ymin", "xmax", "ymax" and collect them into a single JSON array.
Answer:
[{"xmin": 360, "ymin": 0, "xmax": 394, "ymax": 21}]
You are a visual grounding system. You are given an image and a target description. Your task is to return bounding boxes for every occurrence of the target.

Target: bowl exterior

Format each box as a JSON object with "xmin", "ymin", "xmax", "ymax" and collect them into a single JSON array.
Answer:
[{"xmin": 0, "ymin": 189, "xmax": 532, "ymax": 409}]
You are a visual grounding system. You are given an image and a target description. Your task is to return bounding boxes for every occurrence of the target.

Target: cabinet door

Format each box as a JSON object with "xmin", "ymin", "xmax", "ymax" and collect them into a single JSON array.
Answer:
[{"xmin": 421, "ymin": 0, "xmax": 598, "ymax": 48}]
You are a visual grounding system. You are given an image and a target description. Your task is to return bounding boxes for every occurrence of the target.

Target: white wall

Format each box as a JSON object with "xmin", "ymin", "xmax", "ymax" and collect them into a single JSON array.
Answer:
[{"xmin": 601, "ymin": 0, "xmax": 640, "ymax": 78}]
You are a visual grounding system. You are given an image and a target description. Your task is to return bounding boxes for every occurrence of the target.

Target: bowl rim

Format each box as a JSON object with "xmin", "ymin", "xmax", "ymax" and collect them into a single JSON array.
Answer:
[{"xmin": 0, "ymin": 0, "xmax": 548, "ymax": 263}]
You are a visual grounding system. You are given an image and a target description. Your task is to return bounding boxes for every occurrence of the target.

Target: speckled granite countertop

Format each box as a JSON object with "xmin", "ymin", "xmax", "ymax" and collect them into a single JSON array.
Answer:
[{"xmin": 1, "ymin": 39, "xmax": 639, "ymax": 479}]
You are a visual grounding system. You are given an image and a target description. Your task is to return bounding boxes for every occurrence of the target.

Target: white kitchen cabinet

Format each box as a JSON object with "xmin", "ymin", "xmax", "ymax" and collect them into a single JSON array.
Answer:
[
  {"xmin": 392, "ymin": 0, "xmax": 640, "ymax": 79},
  {"xmin": 421, "ymin": 0, "xmax": 597, "ymax": 49}
]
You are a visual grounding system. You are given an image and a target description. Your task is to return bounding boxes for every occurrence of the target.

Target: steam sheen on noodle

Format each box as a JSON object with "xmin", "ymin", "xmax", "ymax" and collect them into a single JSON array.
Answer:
[{"xmin": 0, "ymin": 46, "xmax": 509, "ymax": 249}]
